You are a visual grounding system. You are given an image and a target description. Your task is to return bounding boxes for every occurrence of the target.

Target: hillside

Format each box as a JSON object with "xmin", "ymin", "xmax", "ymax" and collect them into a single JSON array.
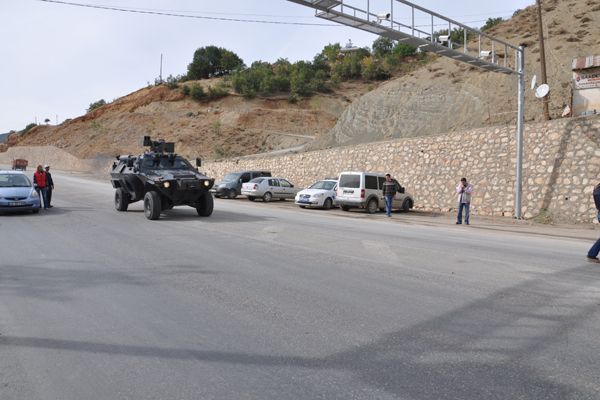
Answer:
[
  {"xmin": 312, "ymin": 0, "xmax": 600, "ymax": 148},
  {"xmin": 7, "ymin": 79, "xmax": 372, "ymax": 161},
  {"xmin": 4, "ymin": 0, "xmax": 600, "ymax": 159}
]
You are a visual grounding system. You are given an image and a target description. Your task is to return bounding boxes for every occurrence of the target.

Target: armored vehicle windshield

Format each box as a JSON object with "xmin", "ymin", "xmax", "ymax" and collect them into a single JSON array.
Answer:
[{"xmin": 141, "ymin": 155, "xmax": 193, "ymax": 171}]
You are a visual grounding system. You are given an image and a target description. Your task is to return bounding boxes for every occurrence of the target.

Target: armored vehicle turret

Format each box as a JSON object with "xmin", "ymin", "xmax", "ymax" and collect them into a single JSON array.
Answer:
[{"xmin": 110, "ymin": 136, "xmax": 214, "ymax": 220}]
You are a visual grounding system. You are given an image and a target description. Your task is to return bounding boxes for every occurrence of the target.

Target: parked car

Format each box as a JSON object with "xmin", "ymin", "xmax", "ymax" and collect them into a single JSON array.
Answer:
[
  {"xmin": 212, "ymin": 170, "xmax": 271, "ymax": 199},
  {"xmin": 241, "ymin": 177, "xmax": 299, "ymax": 202},
  {"xmin": 336, "ymin": 171, "xmax": 414, "ymax": 214},
  {"xmin": 0, "ymin": 170, "xmax": 41, "ymax": 214},
  {"xmin": 295, "ymin": 179, "xmax": 338, "ymax": 209}
]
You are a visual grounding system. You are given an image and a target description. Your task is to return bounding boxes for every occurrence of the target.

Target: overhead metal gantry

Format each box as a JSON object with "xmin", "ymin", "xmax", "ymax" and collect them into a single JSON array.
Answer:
[{"xmin": 287, "ymin": 0, "xmax": 526, "ymax": 218}]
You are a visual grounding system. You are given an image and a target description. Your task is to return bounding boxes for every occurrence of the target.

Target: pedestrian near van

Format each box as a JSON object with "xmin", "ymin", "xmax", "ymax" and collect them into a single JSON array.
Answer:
[
  {"xmin": 382, "ymin": 173, "xmax": 397, "ymax": 217},
  {"xmin": 456, "ymin": 177, "xmax": 473, "ymax": 225},
  {"xmin": 33, "ymin": 164, "xmax": 48, "ymax": 209},
  {"xmin": 586, "ymin": 183, "xmax": 600, "ymax": 263},
  {"xmin": 44, "ymin": 165, "xmax": 54, "ymax": 208}
]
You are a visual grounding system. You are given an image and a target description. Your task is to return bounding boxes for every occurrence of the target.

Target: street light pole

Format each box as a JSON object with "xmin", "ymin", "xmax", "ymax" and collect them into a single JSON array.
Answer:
[{"xmin": 515, "ymin": 46, "xmax": 525, "ymax": 219}]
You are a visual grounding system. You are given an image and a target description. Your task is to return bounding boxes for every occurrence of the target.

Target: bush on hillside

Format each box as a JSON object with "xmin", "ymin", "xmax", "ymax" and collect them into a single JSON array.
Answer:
[
  {"xmin": 189, "ymin": 84, "xmax": 206, "ymax": 101},
  {"xmin": 482, "ymin": 17, "xmax": 504, "ymax": 31},
  {"xmin": 87, "ymin": 99, "xmax": 107, "ymax": 113}
]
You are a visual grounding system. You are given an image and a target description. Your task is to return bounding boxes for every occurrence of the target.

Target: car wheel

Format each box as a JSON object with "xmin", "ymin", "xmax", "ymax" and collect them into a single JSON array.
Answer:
[
  {"xmin": 248, "ymin": 196, "xmax": 255, "ymax": 202},
  {"xmin": 114, "ymin": 188, "xmax": 129, "ymax": 211},
  {"xmin": 263, "ymin": 192, "xmax": 273, "ymax": 202},
  {"xmin": 341, "ymin": 205, "xmax": 350, "ymax": 212},
  {"xmin": 196, "ymin": 192, "xmax": 214, "ymax": 217},
  {"xmin": 144, "ymin": 191, "xmax": 161, "ymax": 220},
  {"xmin": 402, "ymin": 199, "xmax": 413, "ymax": 212},
  {"xmin": 227, "ymin": 189, "xmax": 237, "ymax": 199},
  {"xmin": 323, "ymin": 198, "xmax": 333, "ymax": 210},
  {"xmin": 367, "ymin": 198, "xmax": 379, "ymax": 214}
]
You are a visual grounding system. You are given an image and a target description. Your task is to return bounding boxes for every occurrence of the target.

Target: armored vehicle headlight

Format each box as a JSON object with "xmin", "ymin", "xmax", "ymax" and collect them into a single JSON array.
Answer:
[
  {"xmin": 163, "ymin": 181, "xmax": 171, "ymax": 188},
  {"xmin": 203, "ymin": 180, "xmax": 210, "ymax": 187}
]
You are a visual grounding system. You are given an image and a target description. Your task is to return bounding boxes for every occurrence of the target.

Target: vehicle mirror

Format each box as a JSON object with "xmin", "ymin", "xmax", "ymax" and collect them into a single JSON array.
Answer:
[
  {"xmin": 126, "ymin": 158, "xmax": 134, "ymax": 168},
  {"xmin": 196, "ymin": 158, "xmax": 202, "ymax": 167},
  {"xmin": 291, "ymin": 184, "xmax": 294, "ymax": 188}
]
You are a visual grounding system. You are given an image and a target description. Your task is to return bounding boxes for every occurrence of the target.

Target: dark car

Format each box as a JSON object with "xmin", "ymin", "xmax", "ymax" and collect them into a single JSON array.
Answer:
[
  {"xmin": 211, "ymin": 170, "xmax": 271, "ymax": 199},
  {"xmin": 110, "ymin": 136, "xmax": 214, "ymax": 220}
]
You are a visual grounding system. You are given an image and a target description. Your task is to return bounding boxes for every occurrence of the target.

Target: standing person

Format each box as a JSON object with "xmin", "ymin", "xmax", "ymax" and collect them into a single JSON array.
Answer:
[
  {"xmin": 44, "ymin": 165, "xmax": 54, "ymax": 208},
  {"xmin": 33, "ymin": 164, "xmax": 48, "ymax": 209},
  {"xmin": 586, "ymin": 183, "xmax": 600, "ymax": 263},
  {"xmin": 456, "ymin": 177, "xmax": 473, "ymax": 225},
  {"xmin": 382, "ymin": 173, "xmax": 397, "ymax": 217}
]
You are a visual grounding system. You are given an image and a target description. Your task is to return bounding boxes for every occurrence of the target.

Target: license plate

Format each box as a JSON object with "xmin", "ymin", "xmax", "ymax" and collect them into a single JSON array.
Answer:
[{"xmin": 9, "ymin": 201, "xmax": 26, "ymax": 206}]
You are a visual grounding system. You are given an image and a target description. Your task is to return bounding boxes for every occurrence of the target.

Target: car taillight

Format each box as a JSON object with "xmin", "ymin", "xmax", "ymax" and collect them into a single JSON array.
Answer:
[
  {"xmin": 253, "ymin": 184, "xmax": 258, "ymax": 190},
  {"xmin": 361, "ymin": 189, "xmax": 365, "ymax": 199}
]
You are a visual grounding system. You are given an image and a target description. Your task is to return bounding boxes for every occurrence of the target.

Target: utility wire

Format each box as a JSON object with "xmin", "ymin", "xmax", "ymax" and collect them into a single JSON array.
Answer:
[
  {"xmin": 37, "ymin": 0, "xmax": 510, "ymax": 29},
  {"xmin": 36, "ymin": 0, "xmax": 338, "ymax": 26}
]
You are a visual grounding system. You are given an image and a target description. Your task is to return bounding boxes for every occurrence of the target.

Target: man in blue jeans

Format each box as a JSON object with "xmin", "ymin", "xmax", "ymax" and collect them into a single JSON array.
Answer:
[
  {"xmin": 382, "ymin": 174, "xmax": 397, "ymax": 217},
  {"xmin": 456, "ymin": 177, "xmax": 473, "ymax": 225},
  {"xmin": 587, "ymin": 183, "xmax": 600, "ymax": 263}
]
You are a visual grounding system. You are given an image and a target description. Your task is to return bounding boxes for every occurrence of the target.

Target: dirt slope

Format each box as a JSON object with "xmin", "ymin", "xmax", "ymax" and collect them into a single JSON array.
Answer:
[{"xmin": 9, "ymin": 80, "xmax": 369, "ymax": 161}]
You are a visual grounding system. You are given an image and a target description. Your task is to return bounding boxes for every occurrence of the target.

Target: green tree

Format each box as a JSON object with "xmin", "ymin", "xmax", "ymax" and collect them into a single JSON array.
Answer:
[
  {"xmin": 187, "ymin": 46, "xmax": 244, "ymax": 79},
  {"xmin": 481, "ymin": 17, "xmax": 504, "ymax": 31},
  {"xmin": 372, "ymin": 37, "xmax": 394, "ymax": 58},
  {"xmin": 87, "ymin": 99, "xmax": 106, "ymax": 113}
]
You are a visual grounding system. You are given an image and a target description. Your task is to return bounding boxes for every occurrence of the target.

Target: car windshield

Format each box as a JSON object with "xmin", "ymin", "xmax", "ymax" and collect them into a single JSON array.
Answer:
[
  {"xmin": 0, "ymin": 174, "xmax": 31, "ymax": 187},
  {"xmin": 222, "ymin": 173, "xmax": 241, "ymax": 182},
  {"xmin": 309, "ymin": 181, "xmax": 336, "ymax": 190},
  {"xmin": 339, "ymin": 174, "xmax": 360, "ymax": 188},
  {"xmin": 141, "ymin": 155, "xmax": 191, "ymax": 170}
]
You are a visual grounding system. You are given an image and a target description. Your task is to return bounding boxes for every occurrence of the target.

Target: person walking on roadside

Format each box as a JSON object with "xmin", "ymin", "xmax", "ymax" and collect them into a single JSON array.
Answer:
[
  {"xmin": 456, "ymin": 177, "xmax": 473, "ymax": 225},
  {"xmin": 586, "ymin": 183, "xmax": 600, "ymax": 263},
  {"xmin": 382, "ymin": 173, "xmax": 397, "ymax": 217},
  {"xmin": 44, "ymin": 165, "xmax": 54, "ymax": 208},
  {"xmin": 33, "ymin": 164, "xmax": 48, "ymax": 209}
]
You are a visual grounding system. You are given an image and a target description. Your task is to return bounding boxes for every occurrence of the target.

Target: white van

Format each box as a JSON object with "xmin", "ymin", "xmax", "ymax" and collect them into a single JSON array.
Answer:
[{"xmin": 336, "ymin": 171, "xmax": 414, "ymax": 214}]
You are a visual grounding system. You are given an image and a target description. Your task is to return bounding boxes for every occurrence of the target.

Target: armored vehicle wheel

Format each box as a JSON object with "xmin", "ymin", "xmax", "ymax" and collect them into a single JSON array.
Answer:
[
  {"xmin": 323, "ymin": 197, "xmax": 333, "ymax": 210},
  {"xmin": 115, "ymin": 188, "xmax": 129, "ymax": 211},
  {"xmin": 227, "ymin": 189, "xmax": 237, "ymax": 199},
  {"xmin": 367, "ymin": 198, "xmax": 379, "ymax": 214},
  {"xmin": 144, "ymin": 191, "xmax": 161, "ymax": 220},
  {"xmin": 263, "ymin": 192, "xmax": 273, "ymax": 202},
  {"xmin": 196, "ymin": 192, "xmax": 214, "ymax": 217}
]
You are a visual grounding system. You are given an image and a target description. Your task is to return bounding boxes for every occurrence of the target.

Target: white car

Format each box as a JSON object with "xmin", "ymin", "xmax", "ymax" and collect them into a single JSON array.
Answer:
[
  {"xmin": 241, "ymin": 177, "xmax": 299, "ymax": 202},
  {"xmin": 295, "ymin": 179, "xmax": 338, "ymax": 210}
]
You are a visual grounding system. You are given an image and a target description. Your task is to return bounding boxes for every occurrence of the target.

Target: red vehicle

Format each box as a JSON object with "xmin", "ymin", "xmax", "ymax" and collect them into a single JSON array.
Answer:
[{"xmin": 11, "ymin": 159, "xmax": 28, "ymax": 171}]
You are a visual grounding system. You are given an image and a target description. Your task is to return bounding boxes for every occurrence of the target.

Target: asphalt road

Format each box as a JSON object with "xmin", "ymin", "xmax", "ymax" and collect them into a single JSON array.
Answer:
[{"xmin": 1, "ymin": 172, "xmax": 599, "ymax": 400}]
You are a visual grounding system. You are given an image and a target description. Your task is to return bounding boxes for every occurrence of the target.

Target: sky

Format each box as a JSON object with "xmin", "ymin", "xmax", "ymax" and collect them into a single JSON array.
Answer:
[{"xmin": 0, "ymin": 0, "xmax": 534, "ymax": 133}]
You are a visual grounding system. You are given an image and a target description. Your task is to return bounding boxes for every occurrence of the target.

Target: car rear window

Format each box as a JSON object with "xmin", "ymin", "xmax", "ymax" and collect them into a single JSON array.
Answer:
[
  {"xmin": 365, "ymin": 175, "xmax": 378, "ymax": 190},
  {"xmin": 339, "ymin": 174, "xmax": 360, "ymax": 188},
  {"xmin": 249, "ymin": 177, "xmax": 265, "ymax": 183}
]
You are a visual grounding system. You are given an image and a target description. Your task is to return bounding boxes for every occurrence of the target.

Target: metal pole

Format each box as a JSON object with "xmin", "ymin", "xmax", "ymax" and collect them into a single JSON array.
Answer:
[
  {"xmin": 515, "ymin": 46, "xmax": 525, "ymax": 219},
  {"xmin": 159, "ymin": 53, "xmax": 163, "ymax": 82}
]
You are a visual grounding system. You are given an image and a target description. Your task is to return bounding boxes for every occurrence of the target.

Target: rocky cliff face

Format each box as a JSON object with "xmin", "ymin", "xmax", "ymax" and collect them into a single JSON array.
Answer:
[{"xmin": 312, "ymin": 0, "xmax": 600, "ymax": 149}]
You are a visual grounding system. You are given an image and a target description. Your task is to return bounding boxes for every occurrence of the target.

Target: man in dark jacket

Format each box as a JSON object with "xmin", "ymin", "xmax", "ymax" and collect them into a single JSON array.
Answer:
[
  {"xmin": 44, "ymin": 165, "xmax": 54, "ymax": 208},
  {"xmin": 382, "ymin": 173, "xmax": 397, "ymax": 217},
  {"xmin": 587, "ymin": 183, "xmax": 600, "ymax": 263}
]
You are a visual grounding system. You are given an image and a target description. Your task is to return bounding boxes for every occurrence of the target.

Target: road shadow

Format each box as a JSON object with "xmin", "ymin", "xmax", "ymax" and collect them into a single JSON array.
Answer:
[
  {"xmin": 0, "ymin": 261, "xmax": 146, "ymax": 302},
  {"xmin": 2, "ymin": 263, "xmax": 599, "ymax": 398}
]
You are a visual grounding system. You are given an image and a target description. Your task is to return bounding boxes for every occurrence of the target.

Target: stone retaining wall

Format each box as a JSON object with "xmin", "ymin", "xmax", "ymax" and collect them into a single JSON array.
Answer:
[{"xmin": 203, "ymin": 116, "xmax": 600, "ymax": 224}]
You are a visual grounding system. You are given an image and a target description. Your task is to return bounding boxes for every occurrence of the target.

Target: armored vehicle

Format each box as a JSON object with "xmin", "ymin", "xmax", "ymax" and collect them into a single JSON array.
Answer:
[{"xmin": 110, "ymin": 136, "xmax": 214, "ymax": 220}]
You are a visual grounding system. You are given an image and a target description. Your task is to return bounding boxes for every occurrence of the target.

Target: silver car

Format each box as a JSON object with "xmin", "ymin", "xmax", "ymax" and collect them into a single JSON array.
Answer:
[{"xmin": 241, "ymin": 177, "xmax": 299, "ymax": 202}]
